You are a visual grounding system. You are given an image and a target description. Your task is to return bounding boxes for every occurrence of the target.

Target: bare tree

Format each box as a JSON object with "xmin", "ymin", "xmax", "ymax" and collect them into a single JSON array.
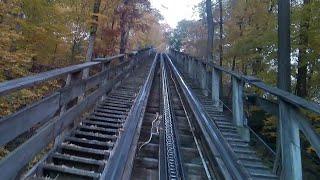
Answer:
[
  {"xmin": 205, "ymin": 0, "xmax": 214, "ymax": 62},
  {"xmin": 218, "ymin": 0, "xmax": 223, "ymax": 66}
]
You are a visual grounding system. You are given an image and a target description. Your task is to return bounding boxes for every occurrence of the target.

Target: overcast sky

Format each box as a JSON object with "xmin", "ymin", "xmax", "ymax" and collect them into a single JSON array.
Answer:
[{"xmin": 150, "ymin": 0, "xmax": 201, "ymax": 28}]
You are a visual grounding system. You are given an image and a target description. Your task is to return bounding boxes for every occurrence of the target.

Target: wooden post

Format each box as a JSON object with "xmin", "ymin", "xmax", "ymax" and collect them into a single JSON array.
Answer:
[
  {"xmin": 181, "ymin": 55, "xmax": 184, "ymax": 70},
  {"xmin": 212, "ymin": 67, "xmax": 221, "ymax": 110},
  {"xmin": 191, "ymin": 58, "xmax": 197, "ymax": 81},
  {"xmin": 200, "ymin": 63, "xmax": 208, "ymax": 96},
  {"xmin": 232, "ymin": 77, "xmax": 249, "ymax": 141},
  {"xmin": 279, "ymin": 101, "xmax": 302, "ymax": 179},
  {"xmin": 55, "ymin": 70, "xmax": 82, "ymax": 147},
  {"xmin": 277, "ymin": 0, "xmax": 302, "ymax": 178},
  {"xmin": 192, "ymin": 59, "xmax": 197, "ymax": 80},
  {"xmin": 207, "ymin": 70, "xmax": 212, "ymax": 97},
  {"xmin": 197, "ymin": 61, "xmax": 201, "ymax": 83},
  {"xmin": 61, "ymin": 71, "xmax": 82, "ymax": 113},
  {"xmin": 100, "ymin": 62, "xmax": 110, "ymax": 101},
  {"xmin": 184, "ymin": 56, "xmax": 188, "ymax": 73},
  {"xmin": 182, "ymin": 56, "xmax": 186, "ymax": 72},
  {"xmin": 188, "ymin": 57, "xmax": 192, "ymax": 77}
]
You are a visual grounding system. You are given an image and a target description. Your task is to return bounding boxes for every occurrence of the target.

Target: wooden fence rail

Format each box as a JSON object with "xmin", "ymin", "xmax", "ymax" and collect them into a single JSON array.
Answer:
[{"xmin": 0, "ymin": 48, "xmax": 151, "ymax": 179}]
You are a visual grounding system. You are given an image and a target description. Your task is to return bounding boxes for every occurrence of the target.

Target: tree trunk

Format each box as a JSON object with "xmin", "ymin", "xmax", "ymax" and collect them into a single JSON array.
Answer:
[
  {"xmin": 218, "ymin": 0, "xmax": 223, "ymax": 66},
  {"xmin": 218, "ymin": 0, "xmax": 224, "ymax": 98},
  {"xmin": 119, "ymin": 0, "xmax": 130, "ymax": 60},
  {"xmin": 205, "ymin": 0, "xmax": 214, "ymax": 63},
  {"xmin": 85, "ymin": 0, "xmax": 101, "ymax": 63},
  {"xmin": 274, "ymin": 0, "xmax": 292, "ymax": 177},
  {"xmin": 296, "ymin": 0, "xmax": 310, "ymax": 98},
  {"xmin": 232, "ymin": 56, "xmax": 236, "ymax": 71},
  {"xmin": 83, "ymin": 0, "xmax": 101, "ymax": 79},
  {"xmin": 277, "ymin": 0, "xmax": 291, "ymax": 92},
  {"xmin": 71, "ymin": 39, "xmax": 77, "ymax": 63},
  {"xmin": 52, "ymin": 44, "xmax": 58, "ymax": 64}
]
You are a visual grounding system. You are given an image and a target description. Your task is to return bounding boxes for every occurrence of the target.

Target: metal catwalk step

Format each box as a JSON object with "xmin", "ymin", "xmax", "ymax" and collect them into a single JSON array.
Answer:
[{"xmin": 25, "ymin": 59, "xmax": 154, "ymax": 180}]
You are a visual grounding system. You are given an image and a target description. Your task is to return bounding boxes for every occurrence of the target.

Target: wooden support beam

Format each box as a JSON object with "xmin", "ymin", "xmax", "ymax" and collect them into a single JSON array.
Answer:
[
  {"xmin": 188, "ymin": 57, "xmax": 193, "ymax": 78},
  {"xmin": 255, "ymin": 97, "xmax": 320, "ymax": 158},
  {"xmin": 200, "ymin": 63, "xmax": 208, "ymax": 96},
  {"xmin": 192, "ymin": 58, "xmax": 197, "ymax": 80},
  {"xmin": 185, "ymin": 57, "xmax": 189, "ymax": 73},
  {"xmin": 279, "ymin": 101, "xmax": 302, "ymax": 179},
  {"xmin": 232, "ymin": 77, "xmax": 249, "ymax": 141},
  {"xmin": 0, "ymin": 93, "xmax": 60, "ymax": 146},
  {"xmin": 212, "ymin": 67, "xmax": 221, "ymax": 109}
]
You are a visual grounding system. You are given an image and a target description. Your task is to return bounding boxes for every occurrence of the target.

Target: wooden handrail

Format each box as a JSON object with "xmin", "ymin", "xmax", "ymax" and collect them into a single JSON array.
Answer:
[
  {"xmin": 0, "ymin": 48, "xmax": 152, "ymax": 180},
  {"xmin": 171, "ymin": 50, "xmax": 320, "ymax": 115},
  {"xmin": 0, "ymin": 62, "xmax": 99, "ymax": 96},
  {"xmin": 0, "ymin": 49, "xmax": 143, "ymax": 97},
  {"xmin": 93, "ymin": 54, "xmax": 125, "ymax": 63},
  {"xmin": 170, "ymin": 49, "xmax": 320, "ymax": 179}
]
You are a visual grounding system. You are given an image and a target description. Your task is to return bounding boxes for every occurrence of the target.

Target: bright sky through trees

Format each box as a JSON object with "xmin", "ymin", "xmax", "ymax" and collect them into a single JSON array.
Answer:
[{"xmin": 150, "ymin": 0, "xmax": 201, "ymax": 27}]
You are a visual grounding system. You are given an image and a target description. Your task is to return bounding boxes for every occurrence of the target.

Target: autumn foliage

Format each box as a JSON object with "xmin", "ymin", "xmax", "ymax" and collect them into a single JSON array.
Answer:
[{"xmin": 0, "ymin": 0, "xmax": 167, "ymax": 117}]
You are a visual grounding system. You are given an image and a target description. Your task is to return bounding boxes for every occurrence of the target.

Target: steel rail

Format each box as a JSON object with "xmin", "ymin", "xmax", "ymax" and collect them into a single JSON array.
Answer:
[
  {"xmin": 160, "ymin": 53, "xmax": 182, "ymax": 179},
  {"xmin": 165, "ymin": 53, "xmax": 252, "ymax": 180},
  {"xmin": 168, "ymin": 66, "xmax": 213, "ymax": 179}
]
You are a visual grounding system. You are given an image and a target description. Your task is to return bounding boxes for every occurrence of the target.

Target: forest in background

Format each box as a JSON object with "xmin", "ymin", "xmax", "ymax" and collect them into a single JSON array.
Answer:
[
  {"xmin": 168, "ymin": 0, "xmax": 320, "ymax": 177},
  {"xmin": 1, "ymin": 0, "xmax": 320, "ymax": 177},
  {"xmin": 170, "ymin": 0, "xmax": 320, "ymax": 102},
  {"xmin": 0, "ymin": 0, "xmax": 168, "ymax": 116},
  {"xmin": 169, "ymin": 0, "xmax": 320, "ymax": 179}
]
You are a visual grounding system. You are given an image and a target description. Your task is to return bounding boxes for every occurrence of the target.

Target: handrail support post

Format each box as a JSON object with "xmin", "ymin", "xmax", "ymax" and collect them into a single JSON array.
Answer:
[
  {"xmin": 278, "ymin": 100, "xmax": 302, "ymax": 179},
  {"xmin": 192, "ymin": 58, "xmax": 197, "ymax": 80},
  {"xmin": 200, "ymin": 62, "xmax": 208, "ymax": 96},
  {"xmin": 55, "ymin": 70, "xmax": 83, "ymax": 147},
  {"xmin": 232, "ymin": 77, "xmax": 249, "ymax": 141},
  {"xmin": 212, "ymin": 67, "xmax": 222, "ymax": 111},
  {"xmin": 183, "ymin": 56, "xmax": 188, "ymax": 73},
  {"xmin": 188, "ymin": 56, "xmax": 193, "ymax": 77}
]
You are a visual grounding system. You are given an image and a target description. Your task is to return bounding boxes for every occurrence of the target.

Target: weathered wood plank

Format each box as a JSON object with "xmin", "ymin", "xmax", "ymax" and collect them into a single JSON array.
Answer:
[
  {"xmin": 212, "ymin": 67, "xmax": 221, "ymax": 107},
  {"xmin": 85, "ymin": 72, "xmax": 105, "ymax": 90},
  {"xmin": 0, "ymin": 93, "xmax": 60, "ymax": 146},
  {"xmin": 249, "ymin": 81, "xmax": 320, "ymax": 114},
  {"xmin": 0, "ymin": 58, "xmax": 137, "ymax": 180},
  {"xmin": 0, "ymin": 86, "xmax": 104, "ymax": 180},
  {"xmin": 279, "ymin": 100, "xmax": 302, "ymax": 179},
  {"xmin": 0, "ymin": 62, "xmax": 99, "ymax": 96},
  {"xmin": 294, "ymin": 110, "xmax": 320, "ymax": 158},
  {"xmin": 93, "ymin": 54, "xmax": 125, "ymax": 63},
  {"xmin": 255, "ymin": 97, "xmax": 320, "ymax": 158},
  {"xmin": 59, "ymin": 81, "xmax": 86, "ymax": 105},
  {"xmin": 173, "ymin": 50, "xmax": 320, "ymax": 114},
  {"xmin": 207, "ymin": 62, "xmax": 242, "ymax": 79}
]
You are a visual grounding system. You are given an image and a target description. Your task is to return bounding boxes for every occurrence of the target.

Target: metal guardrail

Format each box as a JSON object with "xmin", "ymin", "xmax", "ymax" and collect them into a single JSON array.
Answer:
[
  {"xmin": 170, "ymin": 49, "xmax": 320, "ymax": 179},
  {"xmin": 0, "ymin": 48, "xmax": 151, "ymax": 180}
]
